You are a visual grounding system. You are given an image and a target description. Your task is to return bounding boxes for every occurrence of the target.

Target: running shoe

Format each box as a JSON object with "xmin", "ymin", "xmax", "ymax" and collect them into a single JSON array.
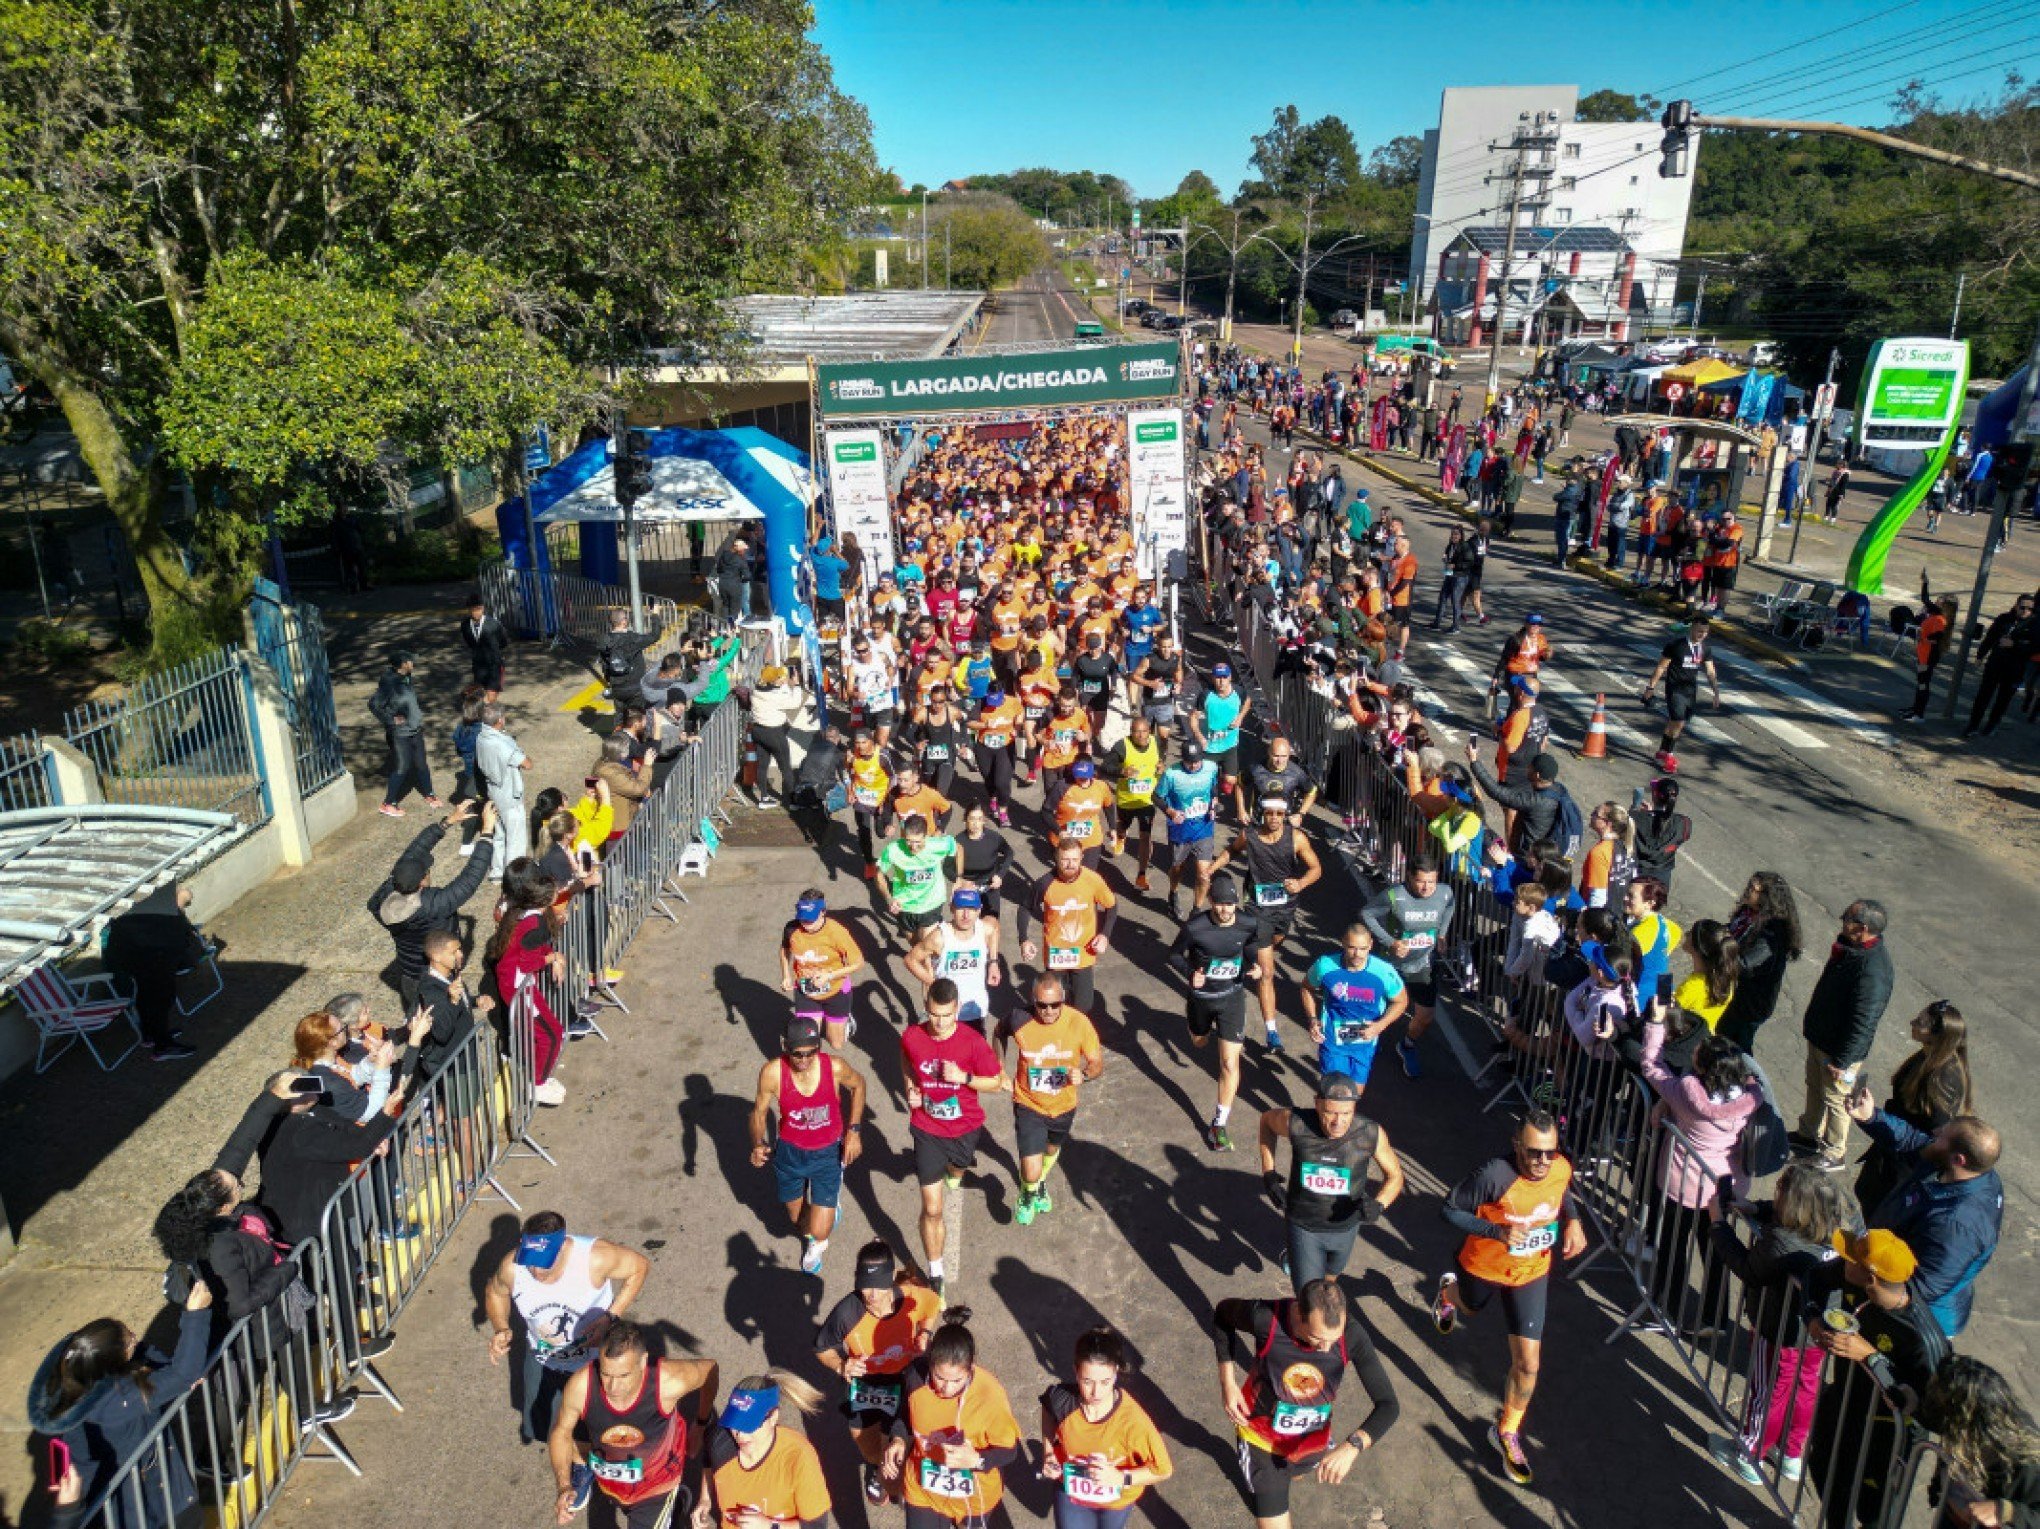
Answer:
[
  {"xmin": 1708, "ymin": 1434, "xmax": 1762, "ymax": 1485},
  {"xmin": 421, "ymin": 796, "xmax": 443, "ymax": 809},
  {"xmin": 1034, "ymin": 1186, "xmax": 1053, "ymax": 1216},
  {"xmin": 800, "ymin": 1239, "xmax": 827, "ymax": 1276},
  {"xmin": 1205, "ymin": 1121, "xmax": 1233, "ymax": 1153},
  {"xmin": 1264, "ymin": 1026, "xmax": 1285, "ymax": 1054},
  {"xmin": 1015, "ymin": 1190, "xmax": 1039, "ymax": 1227},
  {"xmin": 862, "ymin": 862, "xmax": 877, "ymax": 881},
  {"xmin": 1110, "ymin": 836, "xmax": 1126, "ymax": 857},
  {"xmin": 567, "ymin": 1464, "xmax": 595, "ymax": 1515},
  {"xmin": 1775, "ymin": 1453, "xmax": 1804, "ymax": 1483},
  {"xmin": 1398, "ymin": 1037, "xmax": 1423, "ymax": 1078},
  {"xmin": 1133, "ymin": 874, "xmax": 1151, "ymax": 892},
  {"xmin": 377, "ymin": 802, "xmax": 405, "ymax": 818},
  {"xmin": 862, "ymin": 1462, "xmax": 887, "ymax": 1505},
  {"xmin": 1432, "ymin": 1272, "xmax": 1459, "ymax": 1335},
  {"xmin": 149, "ymin": 1041, "xmax": 200, "ymax": 1062},
  {"xmin": 1491, "ymin": 1425, "xmax": 1534, "ymax": 1486}
]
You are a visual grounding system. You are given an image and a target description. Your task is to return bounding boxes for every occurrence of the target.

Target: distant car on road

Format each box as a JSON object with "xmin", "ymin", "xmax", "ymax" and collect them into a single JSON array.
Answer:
[
  {"xmin": 1331, "ymin": 309, "xmax": 1359, "ymax": 328},
  {"xmin": 1746, "ymin": 340, "xmax": 1779, "ymax": 367},
  {"xmin": 1124, "ymin": 298, "xmax": 1151, "ymax": 317},
  {"xmin": 1139, "ymin": 310, "xmax": 1169, "ymax": 330},
  {"xmin": 1184, "ymin": 318, "xmax": 1218, "ymax": 336}
]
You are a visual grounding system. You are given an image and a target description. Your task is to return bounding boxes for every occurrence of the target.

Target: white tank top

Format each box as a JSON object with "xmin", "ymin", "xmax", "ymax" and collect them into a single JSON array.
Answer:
[
  {"xmin": 511, "ymin": 1235, "xmax": 615, "ymax": 1371},
  {"xmin": 932, "ymin": 921, "xmax": 991, "ymax": 1013}
]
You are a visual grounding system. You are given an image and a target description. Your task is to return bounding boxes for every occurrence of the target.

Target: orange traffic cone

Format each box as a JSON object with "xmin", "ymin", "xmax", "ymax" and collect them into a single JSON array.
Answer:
[{"xmin": 1578, "ymin": 693, "xmax": 1609, "ymax": 760}]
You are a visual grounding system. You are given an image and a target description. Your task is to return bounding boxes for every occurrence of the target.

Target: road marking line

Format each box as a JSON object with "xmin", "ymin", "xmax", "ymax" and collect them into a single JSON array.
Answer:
[
  {"xmin": 1616, "ymin": 641, "xmax": 1861, "ymax": 751},
  {"xmin": 1534, "ymin": 669, "xmax": 1656, "ymax": 752},
  {"xmin": 562, "ymin": 679, "xmax": 614, "ymax": 715},
  {"xmin": 1576, "ymin": 658, "xmax": 1736, "ymax": 748}
]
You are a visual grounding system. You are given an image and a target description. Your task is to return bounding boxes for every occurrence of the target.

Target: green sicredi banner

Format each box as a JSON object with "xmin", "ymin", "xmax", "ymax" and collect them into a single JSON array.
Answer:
[{"xmin": 816, "ymin": 341, "xmax": 1182, "ymax": 419}]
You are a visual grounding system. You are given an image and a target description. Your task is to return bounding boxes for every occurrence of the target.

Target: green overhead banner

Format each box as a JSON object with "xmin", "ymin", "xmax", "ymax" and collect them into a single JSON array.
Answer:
[{"xmin": 815, "ymin": 341, "xmax": 1183, "ymax": 419}]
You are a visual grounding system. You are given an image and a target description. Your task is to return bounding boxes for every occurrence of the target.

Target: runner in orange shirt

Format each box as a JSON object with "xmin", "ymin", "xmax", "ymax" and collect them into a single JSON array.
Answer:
[
  {"xmin": 882, "ymin": 1318, "xmax": 1022, "ymax": 1525},
  {"xmin": 1052, "ymin": 758, "xmax": 1117, "ymax": 868},
  {"xmin": 1016, "ymin": 838, "xmax": 1118, "ymax": 1014},
  {"xmin": 1035, "ymin": 688, "xmax": 1093, "ymax": 812},
  {"xmin": 998, "ymin": 972, "xmax": 1103, "ymax": 1224},
  {"xmin": 1038, "ymin": 1326, "xmax": 1173, "ymax": 1520},
  {"xmin": 886, "ymin": 763, "xmax": 954, "ymax": 836}
]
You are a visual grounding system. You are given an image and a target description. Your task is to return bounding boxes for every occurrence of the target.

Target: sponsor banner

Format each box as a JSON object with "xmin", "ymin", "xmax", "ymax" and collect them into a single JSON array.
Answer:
[
  {"xmin": 1857, "ymin": 337, "xmax": 1967, "ymax": 450},
  {"xmin": 1126, "ymin": 408, "xmax": 1187, "ymax": 581},
  {"xmin": 816, "ymin": 342, "xmax": 1182, "ymax": 420},
  {"xmin": 823, "ymin": 428, "xmax": 895, "ymax": 578}
]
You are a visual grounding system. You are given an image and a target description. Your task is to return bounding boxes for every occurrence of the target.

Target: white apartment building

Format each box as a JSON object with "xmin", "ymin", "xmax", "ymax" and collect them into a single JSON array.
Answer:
[{"xmin": 1408, "ymin": 85, "xmax": 1696, "ymax": 321}]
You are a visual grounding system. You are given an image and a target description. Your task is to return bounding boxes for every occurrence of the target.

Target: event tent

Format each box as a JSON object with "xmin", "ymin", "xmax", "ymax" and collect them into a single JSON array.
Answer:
[{"xmin": 1660, "ymin": 358, "xmax": 1747, "ymax": 390}]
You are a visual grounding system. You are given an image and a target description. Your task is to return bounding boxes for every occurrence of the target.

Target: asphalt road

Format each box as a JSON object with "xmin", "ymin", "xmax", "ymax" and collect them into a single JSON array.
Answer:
[{"xmin": 974, "ymin": 266, "xmax": 1089, "ymax": 348}]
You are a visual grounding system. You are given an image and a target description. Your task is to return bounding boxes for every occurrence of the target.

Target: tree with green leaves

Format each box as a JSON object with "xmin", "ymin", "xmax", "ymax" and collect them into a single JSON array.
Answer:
[
  {"xmin": 0, "ymin": 0, "xmax": 875, "ymax": 664},
  {"xmin": 1577, "ymin": 89, "xmax": 1662, "ymax": 123},
  {"xmin": 925, "ymin": 196, "xmax": 1051, "ymax": 291}
]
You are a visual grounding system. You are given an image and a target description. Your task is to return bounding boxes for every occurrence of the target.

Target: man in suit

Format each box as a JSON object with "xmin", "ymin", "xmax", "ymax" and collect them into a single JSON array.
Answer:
[{"xmin": 459, "ymin": 594, "xmax": 509, "ymax": 699}]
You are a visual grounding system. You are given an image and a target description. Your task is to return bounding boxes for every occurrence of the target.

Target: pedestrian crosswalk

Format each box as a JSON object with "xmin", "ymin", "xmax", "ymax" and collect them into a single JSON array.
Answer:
[{"xmin": 1403, "ymin": 634, "xmax": 1893, "ymax": 758}]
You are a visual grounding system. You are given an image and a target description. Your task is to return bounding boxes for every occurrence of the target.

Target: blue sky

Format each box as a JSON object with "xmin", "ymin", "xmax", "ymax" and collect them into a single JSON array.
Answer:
[{"xmin": 811, "ymin": 0, "xmax": 2030, "ymax": 198}]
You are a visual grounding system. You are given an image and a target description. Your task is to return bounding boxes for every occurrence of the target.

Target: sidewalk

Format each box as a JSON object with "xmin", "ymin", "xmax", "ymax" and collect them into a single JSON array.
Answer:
[{"xmin": 0, "ymin": 583, "xmax": 638, "ymax": 1510}]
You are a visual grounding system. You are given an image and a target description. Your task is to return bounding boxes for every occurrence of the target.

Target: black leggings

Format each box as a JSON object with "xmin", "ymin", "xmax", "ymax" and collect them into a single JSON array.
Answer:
[
  {"xmin": 854, "ymin": 805, "xmax": 883, "ymax": 864},
  {"xmin": 751, "ymin": 723, "xmax": 795, "ymax": 796},
  {"xmin": 975, "ymin": 744, "xmax": 1015, "ymax": 808}
]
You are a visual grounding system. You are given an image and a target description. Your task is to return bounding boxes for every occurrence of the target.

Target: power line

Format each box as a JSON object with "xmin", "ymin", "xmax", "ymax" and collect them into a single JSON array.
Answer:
[
  {"xmin": 1728, "ymin": 35, "xmax": 2040, "ymax": 122},
  {"xmin": 1696, "ymin": 0, "xmax": 2028, "ymax": 115},
  {"xmin": 1643, "ymin": 0, "xmax": 1933, "ymax": 100}
]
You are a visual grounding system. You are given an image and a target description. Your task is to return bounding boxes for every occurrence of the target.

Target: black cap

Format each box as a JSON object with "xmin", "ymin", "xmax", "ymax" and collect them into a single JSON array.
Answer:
[
  {"xmin": 1316, "ymin": 1072, "xmax": 1362, "ymax": 1102},
  {"xmin": 1208, "ymin": 874, "xmax": 1239, "ymax": 905},
  {"xmin": 784, "ymin": 1015, "xmax": 823, "ymax": 1052},
  {"xmin": 854, "ymin": 1249, "xmax": 896, "ymax": 1292}
]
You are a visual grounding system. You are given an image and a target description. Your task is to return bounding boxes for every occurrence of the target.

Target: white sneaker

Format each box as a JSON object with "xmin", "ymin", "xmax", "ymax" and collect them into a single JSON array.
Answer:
[{"xmin": 534, "ymin": 1077, "xmax": 567, "ymax": 1106}]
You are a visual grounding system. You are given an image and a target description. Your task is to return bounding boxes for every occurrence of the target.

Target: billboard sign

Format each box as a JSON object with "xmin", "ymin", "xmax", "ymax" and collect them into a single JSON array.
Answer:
[
  {"xmin": 1856, "ymin": 337, "xmax": 1968, "ymax": 450},
  {"xmin": 816, "ymin": 342, "xmax": 1183, "ymax": 420},
  {"xmin": 822, "ymin": 428, "xmax": 895, "ymax": 576}
]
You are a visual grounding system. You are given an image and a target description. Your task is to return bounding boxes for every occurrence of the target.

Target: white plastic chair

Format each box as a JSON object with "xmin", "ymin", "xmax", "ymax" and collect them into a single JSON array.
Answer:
[
  {"xmin": 177, "ymin": 933, "xmax": 224, "ymax": 1016},
  {"xmin": 14, "ymin": 964, "xmax": 144, "ymax": 1073}
]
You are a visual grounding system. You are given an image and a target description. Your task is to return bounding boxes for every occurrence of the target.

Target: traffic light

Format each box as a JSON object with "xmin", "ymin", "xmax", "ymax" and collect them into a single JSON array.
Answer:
[
  {"xmin": 1658, "ymin": 100, "xmax": 1695, "ymax": 179},
  {"xmin": 614, "ymin": 428, "xmax": 653, "ymax": 508}
]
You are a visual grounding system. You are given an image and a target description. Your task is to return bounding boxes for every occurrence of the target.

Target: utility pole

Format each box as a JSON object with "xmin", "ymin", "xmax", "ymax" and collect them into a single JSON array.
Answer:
[
  {"xmin": 1691, "ymin": 272, "xmax": 1708, "ymax": 340},
  {"xmin": 1944, "ymin": 309, "xmax": 2040, "ymax": 719},
  {"xmin": 1484, "ymin": 133, "xmax": 1529, "ymax": 409},
  {"xmin": 944, "ymin": 221, "xmax": 951, "ymax": 291},
  {"xmin": 1950, "ymin": 271, "xmax": 1967, "ymax": 339},
  {"xmin": 1788, "ymin": 346, "xmax": 1841, "ymax": 564},
  {"xmin": 920, "ymin": 191, "xmax": 929, "ymax": 291},
  {"xmin": 1292, "ymin": 192, "xmax": 1316, "ymax": 366},
  {"xmin": 1178, "ymin": 229, "xmax": 1189, "ymax": 319}
]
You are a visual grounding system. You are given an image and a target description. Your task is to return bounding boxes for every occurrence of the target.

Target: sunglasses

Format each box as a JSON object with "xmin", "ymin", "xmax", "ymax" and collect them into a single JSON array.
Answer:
[
  {"xmin": 1033, "ymin": 999, "xmax": 1063, "ymax": 1011},
  {"xmin": 788, "ymin": 1048, "xmax": 820, "ymax": 1062},
  {"xmin": 1521, "ymin": 1146, "xmax": 1558, "ymax": 1160}
]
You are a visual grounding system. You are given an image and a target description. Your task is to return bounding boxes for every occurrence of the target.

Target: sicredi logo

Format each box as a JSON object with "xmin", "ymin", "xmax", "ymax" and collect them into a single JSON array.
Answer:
[
  {"xmin": 832, "ymin": 440, "xmax": 878, "ymax": 463},
  {"xmin": 830, "ymin": 378, "xmax": 884, "ymax": 402},
  {"xmin": 1134, "ymin": 420, "xmax": 1178, "ymax": 443},
  {"xmin": 1886, "ymin": 342, "xmax": 1959, "ymax": 367},
  {"xmin": 1123, "ymin": 358, "xmax": 1175, "ymax": 383}
]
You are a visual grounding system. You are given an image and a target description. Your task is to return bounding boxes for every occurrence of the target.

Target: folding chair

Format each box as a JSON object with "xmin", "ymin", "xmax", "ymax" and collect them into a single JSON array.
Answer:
[
  {"xmin": 14, "ymin": 964, "xmax": 144, "ymax": 1073},
  {"xmin": 177, "ymin": 930, "xmax": 224, "ymax": 1016}
]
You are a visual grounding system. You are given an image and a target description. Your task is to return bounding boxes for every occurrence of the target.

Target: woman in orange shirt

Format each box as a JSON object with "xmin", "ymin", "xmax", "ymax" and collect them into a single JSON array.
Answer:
[
  {"xmin": 1038, "ymin": 1326, "xmax": 1173, "ymax": 1528},
  {"xmin": 1577, "ymin": 803, "xmax": 1635, "ymax": 910},
  {"xmin": 883, "ymin": 1314, "xmax": 1022, "ymax": 1527},
  {"xmin": 702, "ymin": 1373, "xmax": 833, "ymax": 1527},
  {"xmin": 1903, "ymin": 575, "xmax": 1959, "ymax": 722}
]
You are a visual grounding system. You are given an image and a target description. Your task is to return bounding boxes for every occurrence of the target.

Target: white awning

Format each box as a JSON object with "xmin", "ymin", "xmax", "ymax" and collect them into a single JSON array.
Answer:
[{"xmin": 0, "ymin": 806, "xmax": 244, "ymax": 986}]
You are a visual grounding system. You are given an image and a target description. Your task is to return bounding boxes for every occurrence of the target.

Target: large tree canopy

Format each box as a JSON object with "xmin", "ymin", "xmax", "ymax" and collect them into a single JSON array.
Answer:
[{"xmin": 0, "ymin": 0, "xmax": 875, "ymax": 659}]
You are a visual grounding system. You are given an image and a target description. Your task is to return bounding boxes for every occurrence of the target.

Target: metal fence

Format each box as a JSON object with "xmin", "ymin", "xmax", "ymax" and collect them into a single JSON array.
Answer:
[
  {"xmin": 477, "ymin": 559, "xmax": 684, "ymax": 652},
  {"xmin": 248, "ymin": 591, "xmax": 347, "ymax": 800},
  {"xmin": 64, "ymin": 678, "xmax": 756, "ymax": 1528},
  {"xmin": 1211, "ymin": 541, "xmax": 1983, "ymax": 1528},
  {"xmin": 61, "ymin": 648, "xmax": 271, "ymax": 826},
  {"xmin": 0, "ymin": 731, "xmax": 52, "ymax": 811}
]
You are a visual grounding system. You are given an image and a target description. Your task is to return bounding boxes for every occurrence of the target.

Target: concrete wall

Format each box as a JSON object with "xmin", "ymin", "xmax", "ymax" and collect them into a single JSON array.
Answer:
[
  {"xmin": 1553, "ymin": 122, "xmax": 1696, "ymax": 289},
  {"xmin": 1411, "ymin": 84, "xmax": 1578, "ymax": 300}
]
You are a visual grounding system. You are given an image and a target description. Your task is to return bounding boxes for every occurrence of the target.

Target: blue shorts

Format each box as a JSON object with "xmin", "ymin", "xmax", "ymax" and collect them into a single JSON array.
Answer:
[
  {"xmin": 772, "ymin": 1140, "xmax": 843, "ymax": 1208},
  {"xmin": 1318, "ymin": 1038, "xmax": 1380, "ymax": 1086}
]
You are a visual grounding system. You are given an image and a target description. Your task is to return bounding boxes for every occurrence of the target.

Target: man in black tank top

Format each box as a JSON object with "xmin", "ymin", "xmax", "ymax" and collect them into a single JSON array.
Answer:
[
  {"xmin": 1258, "ymin": 1073, "xmax": 1406, "ymax": 1293},
  {"xmin": 1212, "ymin": 798, "xmax": 1322, "ymax": 1054}
]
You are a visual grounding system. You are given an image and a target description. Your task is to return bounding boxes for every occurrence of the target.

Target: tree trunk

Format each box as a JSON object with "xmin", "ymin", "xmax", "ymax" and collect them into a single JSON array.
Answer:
[{"xmin": 46, "ymin": 370, "xmax": 193, "ymax": 637}]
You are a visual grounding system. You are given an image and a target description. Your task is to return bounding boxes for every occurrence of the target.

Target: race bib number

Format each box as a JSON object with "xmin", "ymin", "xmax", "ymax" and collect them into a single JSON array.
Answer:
[
  {"xmin": 1205, "ymin": 957, "xmax": 1242, "ymax": 982},
  {"xmin": 1404, "ymin": 930, "xmax": 1436, "ymax": 954},
  {"xmin": 1300, "ymin": 1163, "xmax": 1352, "ymax": 1197},
  {"xmin": 1126, "ymin": 775, "xmax": 1155, "ymax": 797},
  {"xmin": 1332, "ymin": 1019, "xmax": 1372, "ymax": 1047},
  {"xmin": 925, "ymin": 1092, "xmax": 964, "ymax": 1123},
  {"xmin": 924, "ymin": 743, "xmax": 950, "ymax": 761},
  {"xmin": 1063, "ymin": 1462, "xmax": 1117, "ymax": 1505},
  {"xmin": 1271, "ymin": 1399, "xmax": 1331, "ymax": 1438},
  {"xmin": 1255, "ymin": 881, "xmax": 1290, "ymax": 907},
  {"xmin": 847, "ymin": 1376, "xmax": 902, "ymax": 1416},
  {"xmin": 1080, "ymin": 677, "xmax": 1104, "ymax": 695},
  {"xmin": 906, "ymin": 866, "xmax": 935, "ymax": 885},
  {"xmin": 588, "ymin": 1454, "xmax": 643, "ymax": 1486},
  {"xmin": 1513, "ymin": 1223, "xmax": 1558, "ymax": 1257},
  {"xmin": 1066, "ymin": 817, "xmax": 1099, "ymax": 842},
  {"xmin": 1048, "ymin": 945, "xmax": 1083, "ymax": 971},
  {"xmin": 800, "ymin": 974, "xmax": 837, "ymax": 998},
  {"xmin": 853, "ymin": 785, "xmax": 880, "ymax": 809},
  {"xmin": 1026, "ymin": 1065, "xmax": 1072, "ymax": 1094},
  {"xmin": 1023, "ymin": 705, "xmax": 1048, "ymax": 722},
  {"xmin": 982, "ymin": 732, "xmax": 1010, "ymax": 750},
  {"xmin": 919, "ymin": 1458, "xmax": 976, "ymax": 1500},
  {"xmin": 942, "ymin": 950, "xmax": 982, "ymax": 975}
]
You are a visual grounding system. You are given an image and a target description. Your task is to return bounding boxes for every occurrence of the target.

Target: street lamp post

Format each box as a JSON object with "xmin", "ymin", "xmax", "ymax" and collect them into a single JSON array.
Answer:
[{"xmin": 1244, "ymin": 226, "xmax": 1375, "ymax": 366}]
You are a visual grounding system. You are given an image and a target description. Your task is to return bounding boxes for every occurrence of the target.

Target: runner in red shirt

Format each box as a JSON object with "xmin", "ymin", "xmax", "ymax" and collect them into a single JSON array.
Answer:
[{"xmin": 899, "ymin": 980, "xmax": 1007, "ymax": 1304}]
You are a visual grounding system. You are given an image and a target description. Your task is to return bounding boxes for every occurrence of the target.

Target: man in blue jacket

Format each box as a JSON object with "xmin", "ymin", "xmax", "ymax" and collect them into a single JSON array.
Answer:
[{"xmin": 1847, "ymin": 1096, "xmax": 2003, "ymax": 1338}]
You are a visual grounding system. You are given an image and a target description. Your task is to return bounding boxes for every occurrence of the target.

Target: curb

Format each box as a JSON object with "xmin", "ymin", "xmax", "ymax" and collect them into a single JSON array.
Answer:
[{"xmin": 1307, "ymin": 434, "xmax": 1804, "ymax": 669}]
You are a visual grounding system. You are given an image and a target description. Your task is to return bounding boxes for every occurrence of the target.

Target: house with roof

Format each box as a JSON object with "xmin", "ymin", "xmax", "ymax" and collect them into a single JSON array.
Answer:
[{"xmin": 1431, "ymin": 225, "xmax": 1652, "ymax": 348}]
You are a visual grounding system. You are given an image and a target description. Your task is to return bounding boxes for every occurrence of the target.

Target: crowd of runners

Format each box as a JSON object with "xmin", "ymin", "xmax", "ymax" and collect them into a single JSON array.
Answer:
[{"xmin": 40, "ymin": 340, "xmax": 2029, "ymax": 1529}]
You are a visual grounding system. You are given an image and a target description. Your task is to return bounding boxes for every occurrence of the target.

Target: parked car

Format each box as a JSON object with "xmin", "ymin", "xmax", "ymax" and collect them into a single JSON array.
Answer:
[
  {"xmin": 1139, "ymin": 310, "xmax": 1168, "ymax": 330},
  {"xmin": 1746, "ymin": 340, "xmax": 1778, "ymax": 367},
  {"xmin": 1331, "ymin": 309, "xmax": 1359, "ymax": 328},
  {"xmin": 1124, "ymin": 298, "xmax": 1151, "ymax": 317},
  {"xmin": 1184, "ymin": 318, "xmax": 1218, "ymax": 336}
]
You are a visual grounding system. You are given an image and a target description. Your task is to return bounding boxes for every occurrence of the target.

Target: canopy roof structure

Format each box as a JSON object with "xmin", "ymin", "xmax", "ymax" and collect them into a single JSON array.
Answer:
[
  {"xmin": 1606, "ymin": 413, "xmax": 1767, "ymax": 450},
  {"xmin": 1661, "ymin": 358, "xmax": 1747, "ymax": 389},
  {"xmin": 532, "ymin": 426, "xmax": 815, "ymax": 527},
  {"xmin": 0, "ymin": 805, "xmax": 243, "ymax": 987}
]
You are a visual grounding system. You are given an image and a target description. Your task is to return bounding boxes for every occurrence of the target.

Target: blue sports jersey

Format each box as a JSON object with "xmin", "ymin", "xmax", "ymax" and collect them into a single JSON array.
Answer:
[
  {"xmin": 1202, "ymin": 689, "xmax": 1244, "ymax": 753},
  {"xmin": 1156, "ymin": 762, "xmax": 1219, "ymax": 845},
  {"xmin": 1121, "ymin": 605, "xmax": 1163, "ymax": 659},
  {"xmin": 1306, "ymin": 954, "xmax": 1405, "ymax": 1046}
]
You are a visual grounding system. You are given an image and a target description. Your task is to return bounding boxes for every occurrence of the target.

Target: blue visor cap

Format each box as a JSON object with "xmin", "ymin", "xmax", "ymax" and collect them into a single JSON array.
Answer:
[
  {"xmin": 952, "ymin": 887, "xmax": 983, "ymax": 909},
  {"xmin": 514, "ymin": 1232, "xmax": 566, "ymax": 1269},
  {"xmin": 720, "ymin": 1386, "xmax": 779, "ymax": 1433},
  {"xmin": 795, "ymin": 896, "xmax": 827, "ymax": 922}
]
